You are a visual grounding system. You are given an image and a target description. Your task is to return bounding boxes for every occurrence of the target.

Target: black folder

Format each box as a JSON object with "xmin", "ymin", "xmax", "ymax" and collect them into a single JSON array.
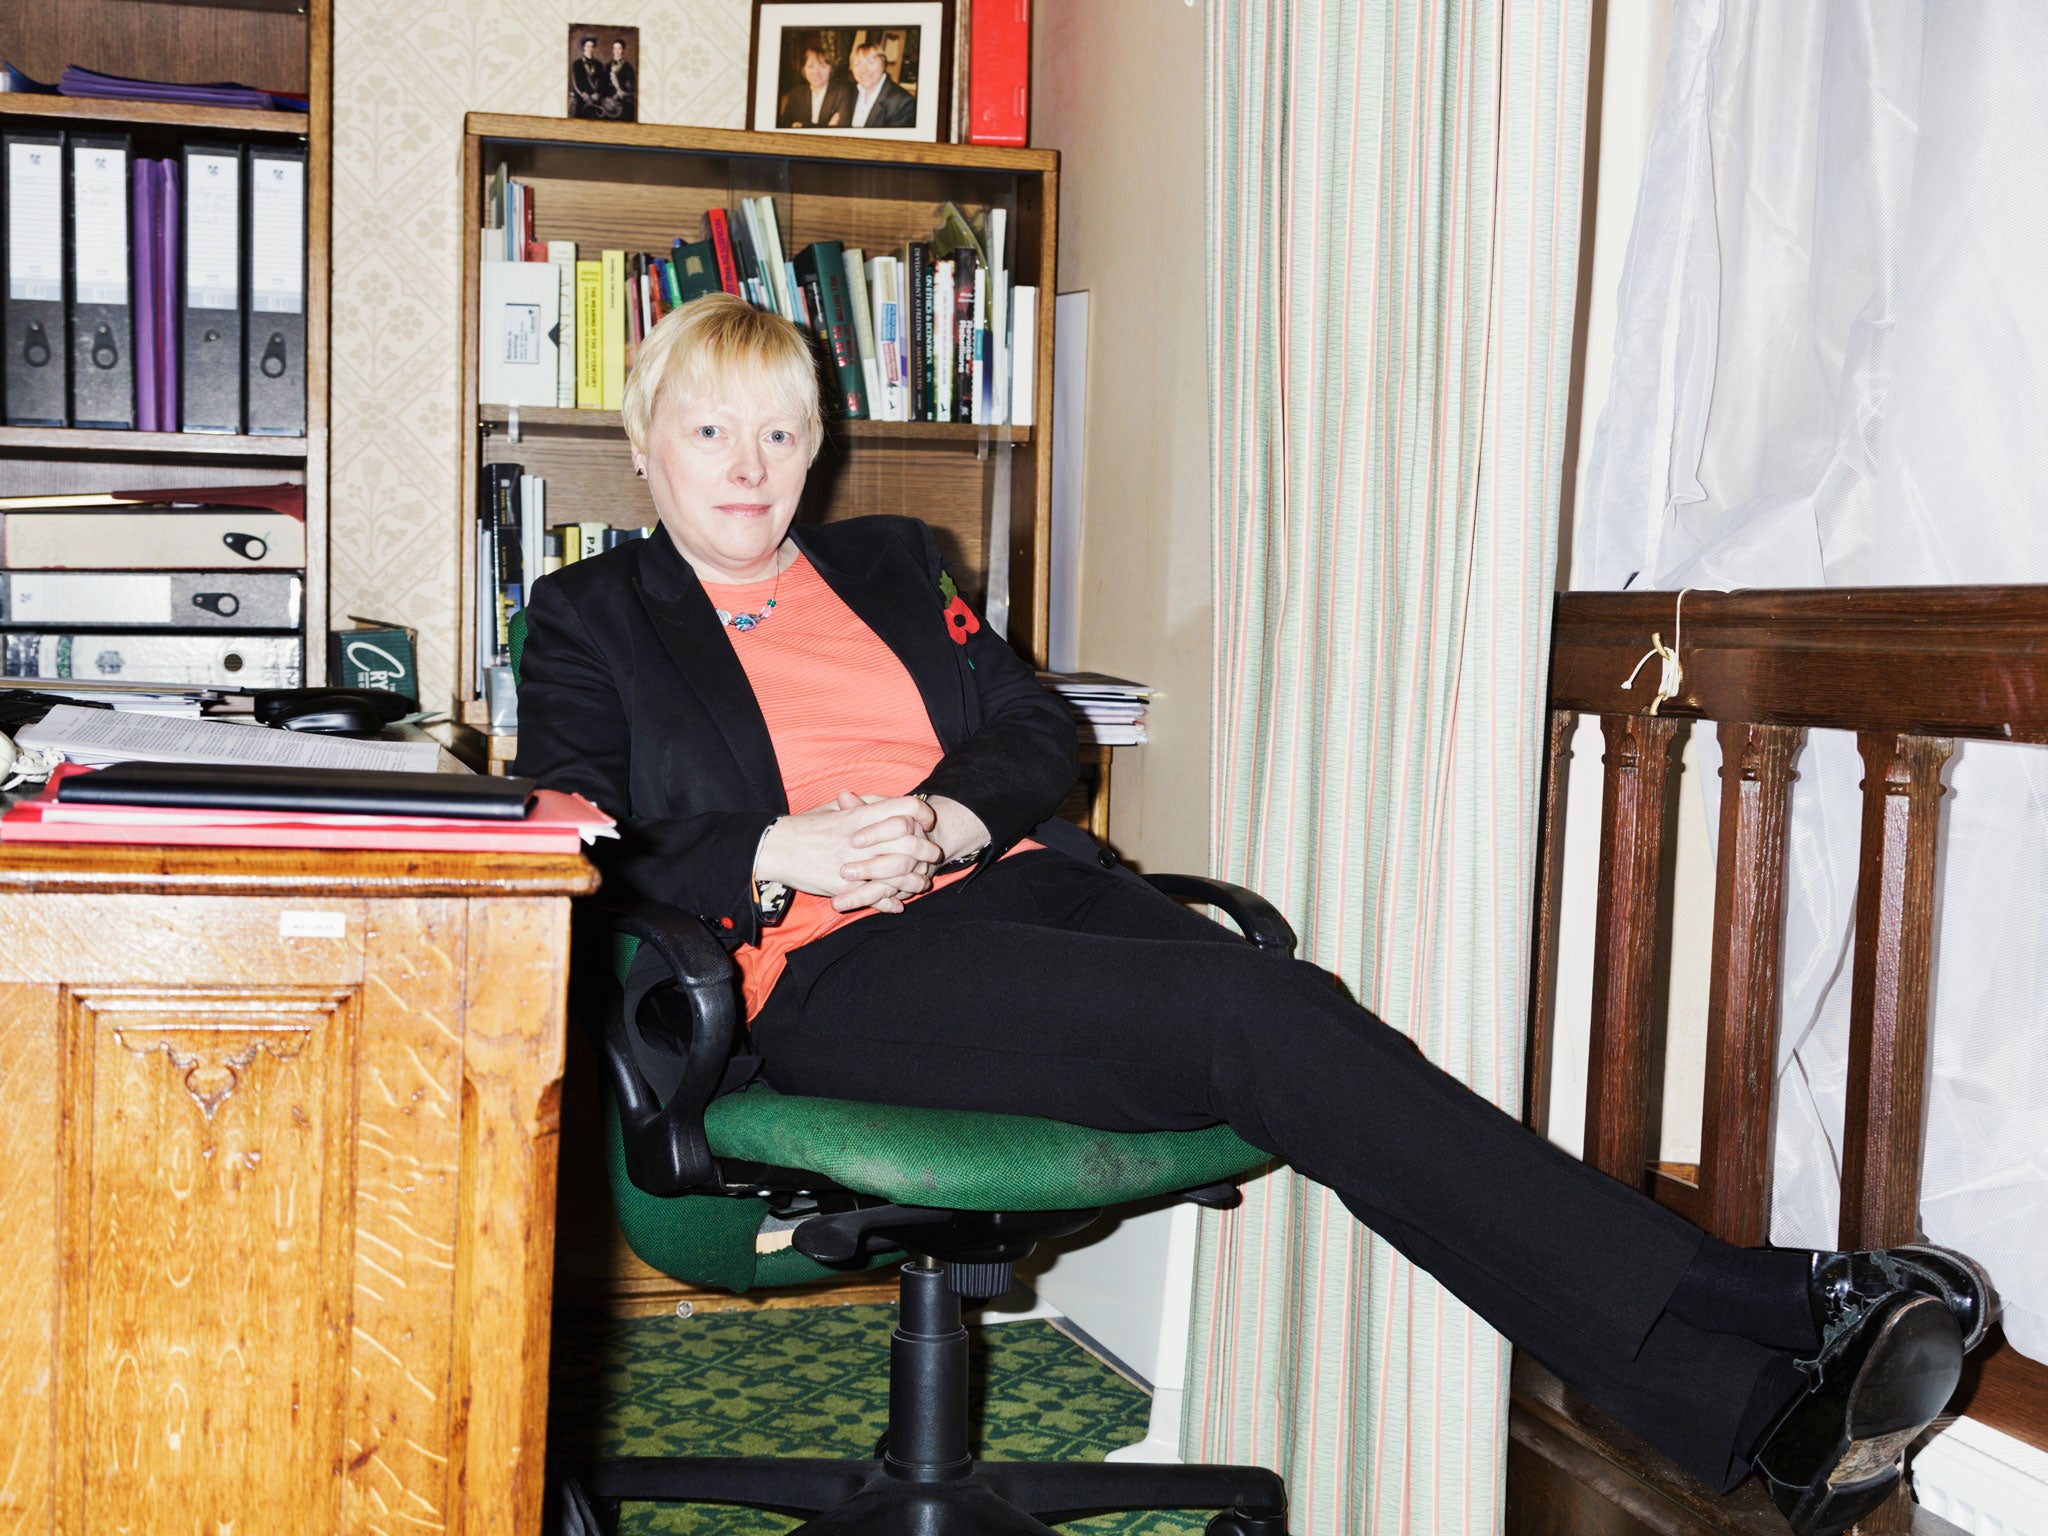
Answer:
[
  {"xmin": 58, "ymin": 761, "xmax": 538, "ymax": 820},
  {"xmin": 179, "ymin": 142, "xmax": 244, "ymax": 434},
  {"xmin": 67, "ymin": 133, "xmax": 135, "ymax": 429},
  {"xmin": 3, "ymin": 130, "xmax": 68, "ymax": 426},
  {"xmin": 244, "ymin": 143, "xmax": 305, "ymax": 435}
]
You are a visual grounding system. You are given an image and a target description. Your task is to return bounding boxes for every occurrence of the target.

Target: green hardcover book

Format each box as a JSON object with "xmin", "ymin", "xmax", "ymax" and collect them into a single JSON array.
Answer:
[
  {"xmin": 672, "ymin": 238, "xmax": 721, "ymax": 304},
  {"xmin": 792, "ymin": 240, "xmax": 869, "ymax": 420}
]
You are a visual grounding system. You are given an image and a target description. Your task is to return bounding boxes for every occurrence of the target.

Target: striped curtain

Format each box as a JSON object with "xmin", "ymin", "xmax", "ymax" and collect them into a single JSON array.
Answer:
[{"xmin": 1186, "ymin": 3, "xmax": 1591, "ymax": 1531}]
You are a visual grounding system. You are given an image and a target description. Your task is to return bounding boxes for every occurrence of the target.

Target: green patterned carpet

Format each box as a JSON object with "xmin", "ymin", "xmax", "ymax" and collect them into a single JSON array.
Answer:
[{"xmin": 548, "ymin": 1304, "xmax": 1208, "ymax": 1534}]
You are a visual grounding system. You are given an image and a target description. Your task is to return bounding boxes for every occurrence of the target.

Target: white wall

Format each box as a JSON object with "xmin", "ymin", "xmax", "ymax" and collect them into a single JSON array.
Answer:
[{"xmin": 1032, "ymin": 0, "xmax": 1212, "ymax": 874}]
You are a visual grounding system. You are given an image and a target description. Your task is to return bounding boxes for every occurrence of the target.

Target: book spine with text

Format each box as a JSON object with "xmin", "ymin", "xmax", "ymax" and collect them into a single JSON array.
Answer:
[
  {"xmin": 574, "ymin": 260, "xmax": 602, "ymax": 408},
  {"xmin": 701, "ymin": 208, "xmax": 742, "ymax": 295},
  {"xmin": 951, "ymin": 249, "xmax": 978, "ymax": 423},
  {"xmin": 600, "ymin": 250, "xmax": 626, "ymax": 409},
  {"xmin": 907, "ymin": 244, "xmax": 932, "ymax": 422}
]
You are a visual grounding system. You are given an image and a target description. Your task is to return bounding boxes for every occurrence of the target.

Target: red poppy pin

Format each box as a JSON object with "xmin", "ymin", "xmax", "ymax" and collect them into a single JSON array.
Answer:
[{"xmin": 939, "ymin": 570, "xmax": 981, "ymax": 646}]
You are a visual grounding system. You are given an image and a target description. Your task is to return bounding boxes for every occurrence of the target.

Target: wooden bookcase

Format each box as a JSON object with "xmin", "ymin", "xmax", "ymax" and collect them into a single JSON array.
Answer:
[
  {"xmin": 454, "ymin": 114, "xmax": 1060, "ymax": 736},
  {"xmin": 0, "ymin": 0, "xmax": 332, "ymax": 681}
]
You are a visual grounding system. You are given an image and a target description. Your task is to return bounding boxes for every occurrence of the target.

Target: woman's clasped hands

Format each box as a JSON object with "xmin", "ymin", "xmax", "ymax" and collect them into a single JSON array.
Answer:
[{"xmin": 753, "ymin": 790, "xmax": 989, "ymax": 915}]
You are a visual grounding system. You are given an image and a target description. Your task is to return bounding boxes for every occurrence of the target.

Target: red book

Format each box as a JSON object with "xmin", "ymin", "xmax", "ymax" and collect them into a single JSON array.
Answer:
[
  {"xmin": 701, "ymin": 208, "xmax": 744, "ymax": 296},
  {"xmin": 969, "ymin": 0, "xmax": 1030, "ymax": 147}
]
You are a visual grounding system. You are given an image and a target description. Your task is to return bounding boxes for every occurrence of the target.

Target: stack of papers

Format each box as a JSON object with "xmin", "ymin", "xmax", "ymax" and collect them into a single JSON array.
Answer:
[
  {"xmin": 1039, "ymin": 672, "xmax": 1152, "ymax": 747},
  {"xmin": 18, "ymin": 703, "xmax": 440, "ymax": 773},
  {"xmin": 2, "ymin": 765, "xmax": 614, "ymax": 854}
]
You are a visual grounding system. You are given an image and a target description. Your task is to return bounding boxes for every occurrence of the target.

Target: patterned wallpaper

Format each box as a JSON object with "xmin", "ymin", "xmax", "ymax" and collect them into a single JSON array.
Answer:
[{"xmin": 329, "ymin": 0, "xmax": 749, "ymax": 711}]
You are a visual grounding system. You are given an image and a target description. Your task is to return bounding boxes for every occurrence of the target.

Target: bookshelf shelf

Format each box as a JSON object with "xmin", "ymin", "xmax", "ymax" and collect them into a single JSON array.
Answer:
[
  {"xmin": 477, "ymin": 403, "xmax": 1031, "ymax": 446},
  {"xmin": 0, "ymin": 95, "xmax": 309, "ymax": 137},
  {"xmin": 0, "ymin": 0, "xmax": 332, "ymax": 683},
  {"xmin": 458, "ymin": 114, "xmax": 1060, "ymax": 727},
  {"xmin": 0, "ymin": 425, "xmax": 310, "ymax": 459}
]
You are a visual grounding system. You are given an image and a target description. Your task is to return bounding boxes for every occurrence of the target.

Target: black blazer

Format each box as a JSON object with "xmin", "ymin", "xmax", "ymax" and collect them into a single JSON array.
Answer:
[
  {"xmin": 779, "ymin": 78, "xmax": 855, "ymax": 128},
  {"xmin": 853, "ymin": 76, "xmax": 917, "ymax": 129},
  {"xmin": 514, "ymin": 514, "xmax": 1106, "ymax": 946}
]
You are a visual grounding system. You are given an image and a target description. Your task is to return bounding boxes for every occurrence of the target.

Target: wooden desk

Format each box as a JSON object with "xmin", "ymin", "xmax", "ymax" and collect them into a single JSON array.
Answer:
[{"xmin": 0, "ymin": 843, "xmax": 596, "ymax": 1534}]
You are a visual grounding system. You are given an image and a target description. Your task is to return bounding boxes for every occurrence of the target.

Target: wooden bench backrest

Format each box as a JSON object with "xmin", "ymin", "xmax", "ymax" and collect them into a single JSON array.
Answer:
[{"xmin": 1529, "ymin": 585, "xmax": 2048, "ymax": 1268}]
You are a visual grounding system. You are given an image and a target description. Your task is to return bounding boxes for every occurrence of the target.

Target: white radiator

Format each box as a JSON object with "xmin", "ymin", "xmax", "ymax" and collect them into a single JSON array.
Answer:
[{"xmin": 1914, "ymin": 1417, "xmax": 2048, "ymax": 1534}]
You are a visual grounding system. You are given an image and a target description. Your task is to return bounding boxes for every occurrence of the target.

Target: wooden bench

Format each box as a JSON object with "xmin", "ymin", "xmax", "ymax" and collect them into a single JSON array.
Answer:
[{"xmin": 1510, "ymin": 586, "xmax": 2048, "ymax": 1535}]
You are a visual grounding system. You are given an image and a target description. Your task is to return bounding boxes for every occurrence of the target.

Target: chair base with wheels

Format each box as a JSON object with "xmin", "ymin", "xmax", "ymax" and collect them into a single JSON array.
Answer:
[{"xmin": 559, "ymin": 1251, "xmax": 1288, "ymax": 1535}]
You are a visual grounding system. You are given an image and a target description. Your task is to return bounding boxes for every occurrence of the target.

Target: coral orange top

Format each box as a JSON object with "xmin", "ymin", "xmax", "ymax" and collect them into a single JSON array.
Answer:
[{"xmin": 700, "ymin": 552, "xmax": 1034, "ymax": 1018}]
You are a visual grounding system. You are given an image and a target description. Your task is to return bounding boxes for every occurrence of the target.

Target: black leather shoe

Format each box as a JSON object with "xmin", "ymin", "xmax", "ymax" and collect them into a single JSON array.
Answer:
[
  {"xmin": 1811, "ymin": 1243, "xmax": 1995, "ymax": 1354},
  {"xmin": 1753, "ymin": 1292, "xmax": 1963, "ymax": 1535}
]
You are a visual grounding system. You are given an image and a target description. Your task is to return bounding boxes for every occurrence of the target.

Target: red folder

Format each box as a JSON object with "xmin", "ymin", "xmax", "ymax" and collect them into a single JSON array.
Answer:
[
  {"xmin": 969, "ymin": 0, "xmax": 1031, "ymax": 147},
  {"xmin": 2, "ymin": 775, "xmax": 612, "ymax": 854}
]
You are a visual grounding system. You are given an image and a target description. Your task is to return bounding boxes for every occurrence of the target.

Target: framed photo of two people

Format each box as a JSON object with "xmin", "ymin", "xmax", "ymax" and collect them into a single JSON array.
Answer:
[
  {"xmin": 568, "ymin": 24, "xmax": 640, "ymax": 121},
  {"xmin": 747, "ymin": 1, "xmax": 954, "ymax": 142}
]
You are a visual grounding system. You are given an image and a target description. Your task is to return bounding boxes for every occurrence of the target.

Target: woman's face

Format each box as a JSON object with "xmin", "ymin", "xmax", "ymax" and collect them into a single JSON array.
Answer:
[
  {"xmin": 636, "ymin": 385, "xmax": 809, "ymax": 583},
  {"xmin": 851, "ymin": 50, "xmax": 885, "ymax": 90},
  {"xmin": 802, "ymin": 51, "xmax": 832, "ymax": 89}
]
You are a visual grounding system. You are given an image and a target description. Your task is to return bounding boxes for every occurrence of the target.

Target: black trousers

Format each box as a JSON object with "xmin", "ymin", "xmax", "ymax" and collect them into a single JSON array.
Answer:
[{"xmin": 750, "ymin": 849, "xmax": 1785, "ymax": 1491}]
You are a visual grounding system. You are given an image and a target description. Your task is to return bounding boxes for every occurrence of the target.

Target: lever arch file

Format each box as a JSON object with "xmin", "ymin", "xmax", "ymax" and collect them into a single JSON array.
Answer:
[
  {"xmin": 244, "ymin": 143, "xmax": 305, "ymax": 435},
  {"xmin": 4, "ymin": 130, "xmax": 68, "ymax": 426},
  {"xmin": 180, "ymin": 142, "xmax": 244, "ymax": 433},
  {"xmin": 67, "ymin": 133, "xmax": 134, "ymax": 429}
]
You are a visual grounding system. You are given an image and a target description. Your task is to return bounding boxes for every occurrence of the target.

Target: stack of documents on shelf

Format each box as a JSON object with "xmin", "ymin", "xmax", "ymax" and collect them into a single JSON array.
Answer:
[
  {"xmin": 17, "ymin": 703, "xmax": 440, "ymax": 772},
  {"xmin": 2, "ymin": 763, "xmax": 615, "ymax": 854},
  {"xmin": 56, "ymin": 66, "xmax": 307, "ymax": 113},
  {"xmin": 0, "ymin": 484, "xmax": 307, "ymax": 689},
  {"xmin": 1038, "ymin": 672, "xmax": 1152, "ymax": 747}
]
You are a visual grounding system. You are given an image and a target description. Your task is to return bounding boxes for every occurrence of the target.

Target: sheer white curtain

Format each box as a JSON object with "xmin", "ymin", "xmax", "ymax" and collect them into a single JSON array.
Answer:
[{"xmin": 1575, "ymin": 0, "xmax": 2048, "ymax": 1361}]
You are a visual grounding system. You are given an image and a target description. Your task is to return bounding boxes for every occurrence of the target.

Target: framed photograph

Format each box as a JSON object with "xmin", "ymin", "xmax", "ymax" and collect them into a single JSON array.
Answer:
[
  {"xmin": 568, "ymin": 24, "xmax": 640, "ymax": 122},
  {"xmin": 747, "ymin": 2, "xmax": 953, "ymax": 142}
]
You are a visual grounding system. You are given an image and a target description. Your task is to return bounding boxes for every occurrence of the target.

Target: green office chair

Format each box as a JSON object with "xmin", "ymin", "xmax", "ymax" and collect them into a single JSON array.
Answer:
[{"xmin": 509, "ymin": 610, "xmax": 1295, "ymax": 1535}]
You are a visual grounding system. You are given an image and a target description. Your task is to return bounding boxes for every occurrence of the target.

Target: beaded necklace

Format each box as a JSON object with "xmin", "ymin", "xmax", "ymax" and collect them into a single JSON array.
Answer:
[{"xmin": 711, "ymin": 555, "xmax": 786, "ymax": 632}]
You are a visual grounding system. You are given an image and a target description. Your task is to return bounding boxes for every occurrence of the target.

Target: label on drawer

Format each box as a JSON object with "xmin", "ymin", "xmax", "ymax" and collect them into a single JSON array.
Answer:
[{"xmin": 279, "ymin": 910, "xmax": 346, "ymax": 939}]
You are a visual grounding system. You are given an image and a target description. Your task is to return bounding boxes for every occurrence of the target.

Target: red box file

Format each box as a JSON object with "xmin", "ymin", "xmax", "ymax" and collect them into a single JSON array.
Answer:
[{"xmin": 968, "ymin": 0, "xmax": 1031, "ymax": 147}]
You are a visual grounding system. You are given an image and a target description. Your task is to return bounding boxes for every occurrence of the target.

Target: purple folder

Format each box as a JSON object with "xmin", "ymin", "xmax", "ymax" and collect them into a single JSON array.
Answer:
[
  {"xmin": 157, "ymin": 158, "xmax": 179, "ymax": 430},
  {"xmin": 132, "ymin": 160, "xmax": 159, "ymax": 432},
  {"xmin": 58, "ymin": 66, "xmax": 289, "ymax": 111}
]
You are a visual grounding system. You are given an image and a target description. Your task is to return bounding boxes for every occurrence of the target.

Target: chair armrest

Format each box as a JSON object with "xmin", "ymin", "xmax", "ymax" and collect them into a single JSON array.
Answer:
[
  {"xmin": 1143, "ymin": 874, "xmax": 1298, "ymax": 957},
  {"xmin": 572, "ymin": 893, "xmax": 740, "ymax": 1197}
]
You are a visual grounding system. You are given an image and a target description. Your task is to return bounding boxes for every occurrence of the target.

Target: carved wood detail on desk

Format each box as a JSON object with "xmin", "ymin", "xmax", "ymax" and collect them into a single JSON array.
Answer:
[
  {"xmin": 0, "ymin": 849, "xmax": 586, "ymax": 1535},
  {"xmin": 61, "ymin": 985, "xmax": 359, "ymax": 1533},
  {"xmin": 1697, "ymin": 722, "xmax": 1803, "ymax": 1245}
]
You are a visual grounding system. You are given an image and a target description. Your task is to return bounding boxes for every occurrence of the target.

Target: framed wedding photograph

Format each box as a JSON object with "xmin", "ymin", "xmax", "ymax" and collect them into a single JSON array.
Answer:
[
  {"xmin": 747, "ymin": 1, "xmax": 953, "ymax": 142},
  {"xmin": 568, "ymin": 24, "xmax": 639, "ymax": 122}
]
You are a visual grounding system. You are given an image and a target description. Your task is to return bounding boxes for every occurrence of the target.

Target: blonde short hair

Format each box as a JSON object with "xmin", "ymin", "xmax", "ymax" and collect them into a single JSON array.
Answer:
[{"xmin": 620, "ymin": 293, "xmax": 824, "ymax": 461}]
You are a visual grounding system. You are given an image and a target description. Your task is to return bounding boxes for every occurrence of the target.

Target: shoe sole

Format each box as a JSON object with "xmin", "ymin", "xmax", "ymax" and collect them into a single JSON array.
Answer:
[
  {"xmin": 1772, "ymin": 1295, "xmax": 1964, "ymax": 1535},
  {"xmin": 1895, "ymin": 1243, "xmax": 1996, "ymax": 1353}
]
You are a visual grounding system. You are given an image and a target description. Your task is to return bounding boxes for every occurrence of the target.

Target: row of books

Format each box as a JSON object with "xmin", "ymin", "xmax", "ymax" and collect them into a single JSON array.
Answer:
[
  {"xmin": 0, "ymin": 483, "xmax": 306, "ymax": 689},
  {"xmin": 474, "ymin": 461, "xmax": 650, "ymax": 690},
  {"xmin": 478, "ymin": 178, "xmax": 1036, "ymax": 427},
  {"xmin": 1, "ymin": 131, "xmax": 306, "ymax": 434}
]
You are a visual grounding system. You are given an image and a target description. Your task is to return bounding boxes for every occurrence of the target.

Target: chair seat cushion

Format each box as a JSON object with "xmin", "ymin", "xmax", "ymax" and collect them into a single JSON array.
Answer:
[{"xmin": 703, "ymin": 1085, "xmax": 1269, "ymax": 1211}]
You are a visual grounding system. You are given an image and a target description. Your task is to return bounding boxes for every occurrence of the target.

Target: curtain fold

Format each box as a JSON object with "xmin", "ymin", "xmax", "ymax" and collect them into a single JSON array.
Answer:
[{"xmin": 1189, "ymin": 2, "xmax": 1591, "ymax": 1529}]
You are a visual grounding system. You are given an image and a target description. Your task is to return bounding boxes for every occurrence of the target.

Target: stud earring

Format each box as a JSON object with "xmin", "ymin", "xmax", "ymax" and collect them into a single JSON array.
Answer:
[{"xmin": 635, "ymin": 467, "xmax": 646, "ymax": 478}]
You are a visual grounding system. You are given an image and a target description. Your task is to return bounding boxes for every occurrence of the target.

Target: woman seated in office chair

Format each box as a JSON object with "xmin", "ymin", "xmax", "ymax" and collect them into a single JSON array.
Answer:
[{"xmin": 514, "ymin": 295, "xmax": 1991, "ymax": 1536}]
